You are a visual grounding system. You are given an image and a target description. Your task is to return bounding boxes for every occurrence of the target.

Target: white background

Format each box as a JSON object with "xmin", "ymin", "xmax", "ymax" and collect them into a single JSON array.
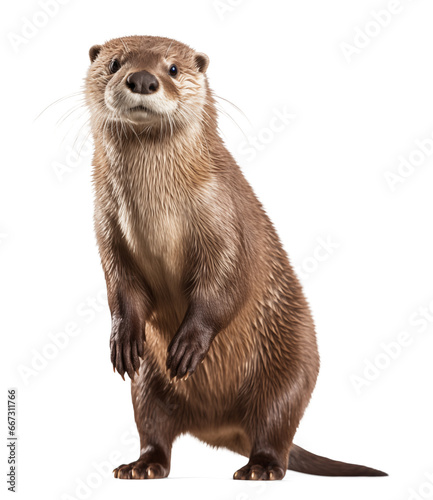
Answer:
[{"xmin": 2, "ymin": 1, "xmax": 433, "ymax": 499}]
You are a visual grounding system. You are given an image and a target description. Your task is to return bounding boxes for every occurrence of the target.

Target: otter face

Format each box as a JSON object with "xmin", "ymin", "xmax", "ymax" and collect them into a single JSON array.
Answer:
[{"xmin": 85, "ymin": 36, "xmax": 210, "ymax": 133}]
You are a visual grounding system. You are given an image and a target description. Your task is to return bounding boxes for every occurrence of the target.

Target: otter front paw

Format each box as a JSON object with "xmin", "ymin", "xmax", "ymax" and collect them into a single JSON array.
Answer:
[
  {"xmin": 166, "ymin": 328, "xmax": 212, "ymax": 380},
  {"xmin": 110, "ymin": 316, "xmax": 145, "ymax": 380}
]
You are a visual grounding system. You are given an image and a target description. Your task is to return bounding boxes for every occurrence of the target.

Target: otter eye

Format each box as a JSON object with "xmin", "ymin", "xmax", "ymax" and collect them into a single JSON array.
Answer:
[
  {"xmin": 169, "ymin": 64, "xmax": 178, "ymax": 77},
  {"xmin": 109, "ymin": 59, "xmax": 121, "ymax": 74}
]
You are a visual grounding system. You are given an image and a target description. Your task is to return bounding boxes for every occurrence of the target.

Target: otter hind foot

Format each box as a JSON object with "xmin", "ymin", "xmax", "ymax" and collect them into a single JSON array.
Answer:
[{"xmin": 113, "ymin": 459, "xmax": 169, "ymax": 480}]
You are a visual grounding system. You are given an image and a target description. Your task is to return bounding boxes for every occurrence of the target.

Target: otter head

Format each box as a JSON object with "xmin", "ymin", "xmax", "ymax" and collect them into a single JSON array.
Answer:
[{"xmin": 85, "ymin": 36, "xmax": 211, "ymax": 136}]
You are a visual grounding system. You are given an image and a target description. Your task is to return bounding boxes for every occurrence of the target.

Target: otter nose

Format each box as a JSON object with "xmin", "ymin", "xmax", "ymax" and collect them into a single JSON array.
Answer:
[{"xmin": 126, "ymin": 70, "xmax": 159, "ymax": 94}]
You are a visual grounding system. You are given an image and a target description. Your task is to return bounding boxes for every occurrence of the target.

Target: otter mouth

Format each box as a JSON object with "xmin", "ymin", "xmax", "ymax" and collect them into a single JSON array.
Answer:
[{"xmin": 129, "ymin": 105, "xmax": 156, "ymax": 115}]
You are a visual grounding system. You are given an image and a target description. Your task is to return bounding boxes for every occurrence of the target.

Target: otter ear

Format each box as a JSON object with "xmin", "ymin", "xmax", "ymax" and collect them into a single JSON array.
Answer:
[
  {"xmin": 89, "ymin": 44, "xmax": 102, "ymax": 63},
  {"xmin": 195, "ymin": 52, "xmax": 209, "ymax": 73}
]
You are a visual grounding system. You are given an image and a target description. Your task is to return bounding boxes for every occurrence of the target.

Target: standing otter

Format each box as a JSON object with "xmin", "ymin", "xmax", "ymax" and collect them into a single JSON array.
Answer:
[{"xmin": 85, "ymin": 35, "xmax": 386, "ymax": 480}]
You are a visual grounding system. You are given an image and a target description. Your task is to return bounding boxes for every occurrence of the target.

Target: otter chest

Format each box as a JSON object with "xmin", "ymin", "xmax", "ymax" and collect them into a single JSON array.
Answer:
[{"xmin": 112, "ymin": 171, "xmax": 186, "ymax": 297}]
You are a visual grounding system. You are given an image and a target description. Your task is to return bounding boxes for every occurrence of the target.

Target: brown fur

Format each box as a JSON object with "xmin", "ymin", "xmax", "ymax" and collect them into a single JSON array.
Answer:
[{"xmin": 85, "ymin": 35, "xmax": 386, "ymax": 480}]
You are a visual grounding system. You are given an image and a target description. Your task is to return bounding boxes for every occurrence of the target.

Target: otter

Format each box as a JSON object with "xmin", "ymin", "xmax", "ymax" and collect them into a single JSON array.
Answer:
[{"xmin": 84, "ymin": 35, "xmax": 386, "ymax": 480}]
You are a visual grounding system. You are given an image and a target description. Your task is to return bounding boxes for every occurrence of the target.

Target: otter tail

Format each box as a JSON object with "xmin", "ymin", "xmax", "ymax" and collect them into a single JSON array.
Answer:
[{"xmin": 288, "ymin": 444, "xmax": 387, "ymax": 476}]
